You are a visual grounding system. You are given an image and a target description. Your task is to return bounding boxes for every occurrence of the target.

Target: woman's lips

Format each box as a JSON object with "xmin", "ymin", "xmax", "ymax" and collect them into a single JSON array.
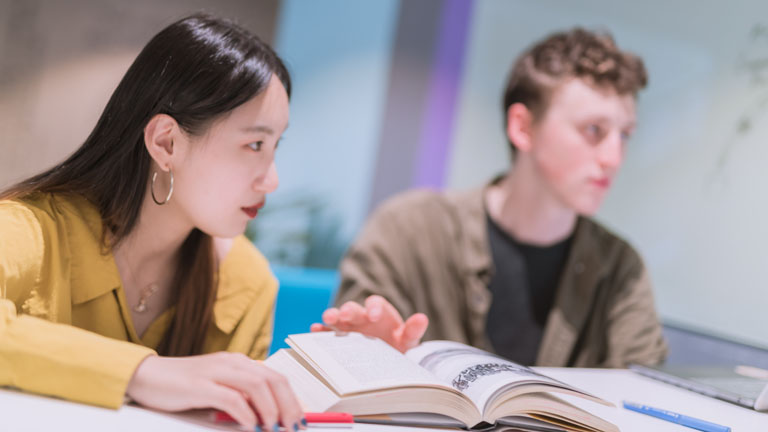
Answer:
[{"xmin": 241, "ymin": 203, "xmax": 264, "ymax": 219}]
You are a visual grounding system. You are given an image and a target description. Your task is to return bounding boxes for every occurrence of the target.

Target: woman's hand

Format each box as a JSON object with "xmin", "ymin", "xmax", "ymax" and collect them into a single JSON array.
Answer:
[
  {"xmin": 126, "ymin": 352, "xmax": 304, "ymax": 431},
  {"xmin": 311, "ymin": 295, "xmax": 429, "ymax": 353}
]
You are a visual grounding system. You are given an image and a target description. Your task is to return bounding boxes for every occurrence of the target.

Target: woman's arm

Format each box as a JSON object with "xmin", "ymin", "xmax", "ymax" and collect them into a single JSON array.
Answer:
[
  {"xmin": 0, "ymin": 200, "xmax": 155, "ymax": 408},
  {"xmin": 0, "ymin": 202, "xmax": 304, "ymax": 430},
  {"xmin": 0, "ymin": 301, "xmax": 155, "ymax": 407}
]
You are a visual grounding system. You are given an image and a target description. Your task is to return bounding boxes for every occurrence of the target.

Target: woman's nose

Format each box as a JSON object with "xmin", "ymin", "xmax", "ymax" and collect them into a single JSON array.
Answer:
[{"xmin": 254, "ymin": 161, "xmax": 279, "ymax": 194}]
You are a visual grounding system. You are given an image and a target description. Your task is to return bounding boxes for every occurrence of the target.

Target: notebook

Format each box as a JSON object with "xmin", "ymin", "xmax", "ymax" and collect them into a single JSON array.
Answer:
[{"xmin": 629, "ymin": 364, "xmax": 768, "ymax": 411}]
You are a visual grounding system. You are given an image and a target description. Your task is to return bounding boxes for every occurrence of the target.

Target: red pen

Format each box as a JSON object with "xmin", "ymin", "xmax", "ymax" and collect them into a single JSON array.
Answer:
[{"xmin": 213, "ymin": 411, "xmax": 353, "ymax": 428}]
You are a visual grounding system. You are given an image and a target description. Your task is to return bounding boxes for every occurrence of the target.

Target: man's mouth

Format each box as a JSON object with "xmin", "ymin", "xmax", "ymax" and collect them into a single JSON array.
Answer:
[{"xmin": 591, "ymin": 177, "xmax": 611, "ymax": 189}]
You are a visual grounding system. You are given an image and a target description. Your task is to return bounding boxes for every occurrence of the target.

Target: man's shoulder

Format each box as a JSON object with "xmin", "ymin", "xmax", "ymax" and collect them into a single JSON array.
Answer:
[
  {"xmin": 377, "ymin": 188, "xmax": 452, "ymax": 212},
  {"xmin": 578, "ymin": 217, "xmax": 644, "ymax": 271},
  {"xmin": 375, "ymin": 187, "xmax": 484, "ymax": 222},
  {"xmin": 359, "ymin": 187, "xmax": 486, "ymax": 251}
]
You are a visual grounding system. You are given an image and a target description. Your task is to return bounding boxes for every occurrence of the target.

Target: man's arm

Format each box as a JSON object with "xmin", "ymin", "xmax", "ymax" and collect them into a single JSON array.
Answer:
[
  {"xmin": 603, "ymin": 261, "xmax": 668, "ymax": 368},
  {"xmin": 335, "ymin": 204, "xmax": 418, "ymax": 315},
  {"xmin": 314, "ymin": 195, "xmax": 432, "ymax": 352}
]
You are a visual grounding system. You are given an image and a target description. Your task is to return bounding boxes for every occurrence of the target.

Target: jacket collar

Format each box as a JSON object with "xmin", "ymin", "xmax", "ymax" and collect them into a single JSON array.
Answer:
[
  {"xmin": 448, "ymin": 181, "xmax": 495, "ymax": 282},
  {"xmin": 537, "ymin": 217, "xmax": 610, "ymax": 366},
  {"xmin": 444, "ymin": 179, "xmax": 496, "ymax": 349}
]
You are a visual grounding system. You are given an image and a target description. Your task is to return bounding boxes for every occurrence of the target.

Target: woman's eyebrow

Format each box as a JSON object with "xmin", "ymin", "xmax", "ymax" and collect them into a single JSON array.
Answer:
[{"xmin": 240, "ymin": 125, "xmax": 275, "ymax": 135}]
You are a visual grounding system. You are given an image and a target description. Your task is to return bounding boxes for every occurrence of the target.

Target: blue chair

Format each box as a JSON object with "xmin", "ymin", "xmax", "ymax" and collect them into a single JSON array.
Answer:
[{"xmin": 269, "ymin": 266, "xmax": 339, "ymax": 354}]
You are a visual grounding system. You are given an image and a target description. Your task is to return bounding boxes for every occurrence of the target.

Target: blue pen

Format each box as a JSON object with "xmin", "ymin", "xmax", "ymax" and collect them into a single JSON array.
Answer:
[{"xmin": 622, "ymin": 401, "xmax": 731, "ymax": 432}]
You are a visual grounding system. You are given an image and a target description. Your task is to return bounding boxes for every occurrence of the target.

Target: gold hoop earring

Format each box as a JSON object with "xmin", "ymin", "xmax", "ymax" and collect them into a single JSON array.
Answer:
[{"xmin": 151, "ymin": 169, "xmax": 174, "ymax": 205}]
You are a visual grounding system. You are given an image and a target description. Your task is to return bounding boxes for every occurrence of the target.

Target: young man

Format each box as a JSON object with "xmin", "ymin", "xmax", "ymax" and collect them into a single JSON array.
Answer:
[{"xmin": 314, "ymin": 28, "xmax": 667, "ymax": 368}]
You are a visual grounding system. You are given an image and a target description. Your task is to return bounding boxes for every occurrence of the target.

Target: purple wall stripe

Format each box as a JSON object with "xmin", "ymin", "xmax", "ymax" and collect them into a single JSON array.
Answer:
[
  {"xmin": 413, "ymin": 0, "xmax": 474, "ymax": 189},
  {"xmin": 366, "ymin": 0, "xmax": 444, "ymax": 213}
]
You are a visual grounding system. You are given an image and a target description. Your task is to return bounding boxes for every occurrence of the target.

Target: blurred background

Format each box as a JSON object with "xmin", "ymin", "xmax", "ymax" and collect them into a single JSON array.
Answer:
[{"xmin": 1, "ymin": 0, "xmax": 767, "ymax": 359}]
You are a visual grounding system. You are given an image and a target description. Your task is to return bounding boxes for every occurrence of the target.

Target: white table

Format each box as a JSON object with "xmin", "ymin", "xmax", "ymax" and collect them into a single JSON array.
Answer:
[
  {"xmin": 1, "ymin": 368, "xmax": 766, "ymax": 431},
  {"xmin": 537, "ymin": 367, "xmax": 767, "ymax": 431}
]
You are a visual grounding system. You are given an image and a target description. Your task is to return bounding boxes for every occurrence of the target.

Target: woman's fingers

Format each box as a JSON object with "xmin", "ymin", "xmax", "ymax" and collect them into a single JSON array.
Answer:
[
  {"xmin": 195, "ymin": 354, "xmax": 278, "ymax": 428},
  {"xmin": 202, "ymin": 382, "xmax": 257, "ymax": 428},
  {"xmin": 241, "ymin": 373, "xmax": 280, "ymax": 429},
  {"xmin": 126, "ymin": 353, "xmax": 305, "ymax": 430},
  {"xmin": 264, "ymin": 368, "xmax": 305, "ymax": 431},
  {"xmin": 223, "ymin": 355, "xmax": 305, "ymax": 431}
]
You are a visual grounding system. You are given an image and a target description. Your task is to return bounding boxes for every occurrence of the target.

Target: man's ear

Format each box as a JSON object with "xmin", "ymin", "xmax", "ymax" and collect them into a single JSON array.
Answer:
[
  {"xmin": 506, "ymin": 103, "xmax": 534, "ymax": 154},
  {"xmin": 144, "ymin": 114, "xmax": 178, "ymax": 172}
]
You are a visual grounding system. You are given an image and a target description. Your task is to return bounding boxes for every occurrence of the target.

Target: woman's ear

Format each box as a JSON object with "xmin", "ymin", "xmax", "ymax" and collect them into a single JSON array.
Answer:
[
  {"xmin": 506, "ymin": 103, "xmax": 534, "ymax": 154},
  {"xmin": 144, "ymin": 114, "xmax": 178, "ymax": 171}
]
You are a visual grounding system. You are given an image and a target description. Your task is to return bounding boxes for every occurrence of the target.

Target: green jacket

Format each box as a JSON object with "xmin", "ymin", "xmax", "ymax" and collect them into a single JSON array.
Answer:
[{"xmin": 335, "ymin": 185, "xmax": 667, "ymax": 367}]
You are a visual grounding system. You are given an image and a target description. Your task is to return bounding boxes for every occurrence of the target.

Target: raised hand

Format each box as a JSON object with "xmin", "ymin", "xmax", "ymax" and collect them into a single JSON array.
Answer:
[
  {"xmin": 126, "ymin": 352, "xmax": 305, "ymax": 431},
  {"xmin": 310, "ymin": 295, "xmax": 429, "ymax": 353}
]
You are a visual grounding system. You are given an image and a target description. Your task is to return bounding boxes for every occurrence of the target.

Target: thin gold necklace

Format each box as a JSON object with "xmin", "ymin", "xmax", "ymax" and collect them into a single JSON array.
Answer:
[
  {"xmin": 116, "ymin": 252, "xmax": 160, "ymax": 314},
  {"xmin": 134, "ymin": 283, "xmax": 159, "ymax": 313}
]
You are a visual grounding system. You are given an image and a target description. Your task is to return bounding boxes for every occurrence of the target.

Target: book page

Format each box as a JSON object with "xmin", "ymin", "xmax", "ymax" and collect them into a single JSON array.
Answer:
[
  {"xmin": 264, "ymin": 349, "xmax": 340, "ymax": 412},
  {"xmin": 287, "ymin": 332, "xmax": 447, "ymax": 395},
  {"xmin": 406, "ymin": 341, "xmax": 580, "ymax": 411}
]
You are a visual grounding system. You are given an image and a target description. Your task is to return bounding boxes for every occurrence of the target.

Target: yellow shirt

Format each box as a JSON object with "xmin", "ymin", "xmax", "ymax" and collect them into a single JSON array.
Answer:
[{"xmin": 0, "ymin": 192, "xmax": 277, "ymax": 409}]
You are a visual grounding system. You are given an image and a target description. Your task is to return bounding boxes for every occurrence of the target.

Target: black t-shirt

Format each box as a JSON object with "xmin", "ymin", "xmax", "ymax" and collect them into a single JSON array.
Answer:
[{"xmin": 484, "ymin": 213, "xmax": 573, "ymax": 365}]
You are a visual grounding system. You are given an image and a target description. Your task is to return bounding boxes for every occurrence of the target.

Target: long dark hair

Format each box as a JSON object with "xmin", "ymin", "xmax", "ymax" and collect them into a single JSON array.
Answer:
[{"xmin": 0, "ymin": 13, "xmax": 291, "ymax": 356}]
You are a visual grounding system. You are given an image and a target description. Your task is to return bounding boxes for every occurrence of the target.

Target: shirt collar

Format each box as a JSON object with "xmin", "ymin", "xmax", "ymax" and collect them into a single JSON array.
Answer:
[
  {"xmin": 213, "ymin": 236, "xmax": 266, "ymax": 334},
  {"xmin": 63, "ymin": 194, "xmax": 258, "ymax": 335},
  {"xmin": 57, "ymin": 194, "xmax": 122, "ymax": 305}
]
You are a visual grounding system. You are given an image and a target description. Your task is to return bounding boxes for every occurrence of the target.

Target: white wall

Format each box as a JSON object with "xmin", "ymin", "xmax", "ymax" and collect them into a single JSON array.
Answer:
[
  {"xmin": 448, "ymin": 0, "xmax": 768, "ymax": 347},
  {"xmin": 271, "ymin": 0, "xmax": 400, "ymax": 241}
]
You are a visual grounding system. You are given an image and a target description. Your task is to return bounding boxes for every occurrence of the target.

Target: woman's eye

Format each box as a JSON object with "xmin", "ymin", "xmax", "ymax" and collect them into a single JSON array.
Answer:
[{"xmin": 248, "ymin": 141, "xmax": 263, "ymax": 152}]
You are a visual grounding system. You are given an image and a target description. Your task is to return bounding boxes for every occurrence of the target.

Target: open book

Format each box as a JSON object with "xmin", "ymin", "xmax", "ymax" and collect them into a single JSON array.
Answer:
[{"xmin": 265, "ymin": 332, "xmax": 618, "ymax": 432}]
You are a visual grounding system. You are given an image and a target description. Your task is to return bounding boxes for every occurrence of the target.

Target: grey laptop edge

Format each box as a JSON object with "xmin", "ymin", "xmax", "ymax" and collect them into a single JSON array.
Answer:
[{"xmin": 629, "ymin": 364, "xmax": 768, "ymax": 411}]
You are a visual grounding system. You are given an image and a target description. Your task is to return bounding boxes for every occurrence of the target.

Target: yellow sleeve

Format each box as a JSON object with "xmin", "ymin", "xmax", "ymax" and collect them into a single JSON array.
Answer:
[
  {"xmin": 0, "ymin": 300, "xmax": 155, "ymax": 408},
  {"xmin": 0, "ymin": 200, "xmax": 44, "ymax": 303},
  {"xmin": 0, "ymin": 200, "xmax": 155, "ymax": 408}
]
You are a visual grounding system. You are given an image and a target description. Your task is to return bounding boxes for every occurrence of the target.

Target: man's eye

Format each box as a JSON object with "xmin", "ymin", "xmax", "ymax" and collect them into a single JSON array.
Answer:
[
  {"xmin": 248, "ymin": 141, "xmax": 263, "ymax": 152},
  {"xmin": 583, "ymin": 124, "xmax": 605, "ymax": 143}
]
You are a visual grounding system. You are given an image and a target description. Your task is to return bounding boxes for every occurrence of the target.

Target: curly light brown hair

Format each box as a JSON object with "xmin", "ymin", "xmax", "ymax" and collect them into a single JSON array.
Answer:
[{"xmin": 502, "ymin": 28, "xmax": 647, "ymax": 154}]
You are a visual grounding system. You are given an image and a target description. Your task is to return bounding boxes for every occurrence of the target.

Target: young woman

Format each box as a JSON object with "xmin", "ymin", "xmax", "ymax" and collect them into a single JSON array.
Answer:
[{"xmin": 0, "ymin": 13, "xmax": 304, "ymax": 431}]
